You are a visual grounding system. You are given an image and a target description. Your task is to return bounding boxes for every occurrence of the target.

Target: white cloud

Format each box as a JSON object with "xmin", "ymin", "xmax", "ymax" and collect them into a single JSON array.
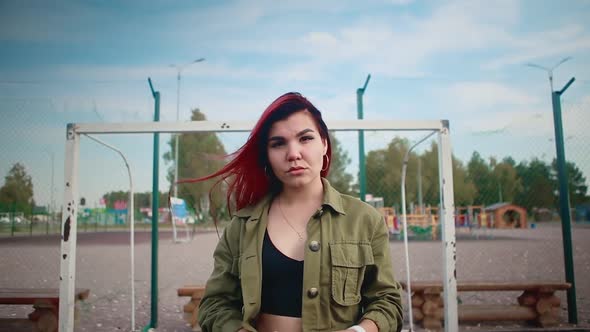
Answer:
[
  {"xmin": 484, "ymin": 24, "xmax": 590, "ymax": 70},
  {"xmin": 433, "ymin": 80, "xmax": 561, "ymax": 140},
  {"xmin": 443, "ymin": 81, "xmax": 540, "ymax": 111},
  {"xmin": 316, "ymin": 92, "xmax": 358, "ymax": 121},
  {"xmin": 563, "ymin": 94, "xmax": 590, "ymax": 139},
  {"xmin": 467, "ymin": 108, "xmax": 552, "ymax": 135},
  {"xmin": 218, "ymin": 0, "xmax": 520, "ymax": 78},
  {"xmin": 0, "ymin": 2, "xmax": 97, "ymax": 42}
]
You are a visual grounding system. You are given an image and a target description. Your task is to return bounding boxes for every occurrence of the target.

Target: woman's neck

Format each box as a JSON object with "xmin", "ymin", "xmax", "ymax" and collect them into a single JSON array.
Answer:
[{"xmin": 279, "ymin": 177, "xmax": 324, "ymax": 206}]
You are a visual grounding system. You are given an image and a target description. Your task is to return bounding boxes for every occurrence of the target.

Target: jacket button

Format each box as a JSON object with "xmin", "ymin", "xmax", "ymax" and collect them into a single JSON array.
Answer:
[
  {"xmin": 309, "ymin": 241, "xmax": 320, "ymax": 252},
  {"xmin": 307, "ymin": 287, "xmax": 319, "ymax": 298}
]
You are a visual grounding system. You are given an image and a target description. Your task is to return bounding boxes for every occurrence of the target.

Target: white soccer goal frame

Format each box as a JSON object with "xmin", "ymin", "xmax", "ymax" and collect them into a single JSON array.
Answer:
[{"xmin": 59, "ymin": 119, "xmax": 458, "ymax": 332}]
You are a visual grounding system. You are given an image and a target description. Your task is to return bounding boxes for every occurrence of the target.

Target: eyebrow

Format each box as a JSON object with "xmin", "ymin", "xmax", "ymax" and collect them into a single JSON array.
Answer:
[{"xmin": 268, "ymin": 128, "xmax": 315, "ymax": 142}]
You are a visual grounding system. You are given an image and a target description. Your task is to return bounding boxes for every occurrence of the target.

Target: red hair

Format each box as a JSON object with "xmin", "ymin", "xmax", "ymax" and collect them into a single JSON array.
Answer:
[{"xmin": 178, "ymin": 92, "xmax": 332, "ymax": 212}]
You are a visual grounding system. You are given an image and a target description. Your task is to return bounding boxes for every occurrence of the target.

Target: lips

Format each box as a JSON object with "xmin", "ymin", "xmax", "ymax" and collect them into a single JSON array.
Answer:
[{"xmin": 287, "ymin": 166, "xmax": 306, "ymax": 173}]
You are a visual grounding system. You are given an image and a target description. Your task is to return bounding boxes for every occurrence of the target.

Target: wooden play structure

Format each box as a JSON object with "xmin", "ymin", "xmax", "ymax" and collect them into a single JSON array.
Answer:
[
  {"xmin": 378, "ymin": 202, "xmax": 528, "ymax": 239},
  {"xmin": 455, "ymin": 205, "xmax": 486, "ymax": 228},
  {"xmin": 379, "ymin": 207, "xmax": 440, "ymax": 239},
  {"xmin": 485, "ymin": 203, "xmax": 528, "ymax": 229},
  {"xmin": 379, "ymin": 207, "xmax": 399, "ymax": 236}
]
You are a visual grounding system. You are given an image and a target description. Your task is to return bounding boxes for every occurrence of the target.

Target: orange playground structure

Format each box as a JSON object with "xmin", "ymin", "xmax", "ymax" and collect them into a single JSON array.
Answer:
[{"xmin": 379, "ymin": 203, "xmax": 528, "ymax": 239}]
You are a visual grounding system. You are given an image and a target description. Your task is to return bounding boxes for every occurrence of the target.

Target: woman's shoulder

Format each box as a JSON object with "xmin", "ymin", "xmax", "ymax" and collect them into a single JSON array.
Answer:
[
  {"xmin": 322, "ymin": 179, "xmax": 382, "ymax": 222},
  {"xmin": 335, "ymin": 192, "xmax": 383, "ymax": 221}
]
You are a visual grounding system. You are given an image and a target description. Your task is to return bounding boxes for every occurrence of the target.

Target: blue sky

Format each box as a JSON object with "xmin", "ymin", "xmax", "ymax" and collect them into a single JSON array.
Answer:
[{"xmin": 1, "ymin": 0, "xmax": 589, "ymax": 208}]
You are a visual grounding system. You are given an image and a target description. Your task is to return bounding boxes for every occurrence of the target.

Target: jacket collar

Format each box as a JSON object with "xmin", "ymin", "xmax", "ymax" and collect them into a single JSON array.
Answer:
[{"xmin": 234, "ymin": 178, "xmax": 346, "ymax": 220}]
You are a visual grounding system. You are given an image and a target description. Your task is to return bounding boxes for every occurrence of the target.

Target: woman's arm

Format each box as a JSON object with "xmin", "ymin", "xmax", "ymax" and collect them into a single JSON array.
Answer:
[
  {"xmin": 359, "ymin": 215, "xmax": 404, "ymax": 332},
  {"xmin": 198, "ymin": 220, "xmax": 245, "ymax": 332}
]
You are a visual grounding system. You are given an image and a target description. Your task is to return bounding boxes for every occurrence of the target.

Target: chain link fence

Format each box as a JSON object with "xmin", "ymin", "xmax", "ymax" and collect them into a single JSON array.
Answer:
[{"xmin": 1, "ymin": 95, "xmax": 589, "ymax": 327}]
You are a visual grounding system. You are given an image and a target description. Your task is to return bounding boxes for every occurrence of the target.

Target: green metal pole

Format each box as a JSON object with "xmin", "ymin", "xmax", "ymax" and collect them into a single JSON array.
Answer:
[
  {"xmin": 147, "ymin": 78, "xmax": 161, "ymax": 330},
  {"xmin": 357, "ymin": 74, "xmax": 371, "ymax": 202},
  {"xmin": 552, "ymin": 77, "xmax": 577, "ymax": 324}
]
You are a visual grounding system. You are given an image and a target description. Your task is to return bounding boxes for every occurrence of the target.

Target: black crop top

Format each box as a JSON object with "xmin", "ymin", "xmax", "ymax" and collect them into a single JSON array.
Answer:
[{"xmin": 260, "ymin": 230, "xmax": 304, "ymax": 317}]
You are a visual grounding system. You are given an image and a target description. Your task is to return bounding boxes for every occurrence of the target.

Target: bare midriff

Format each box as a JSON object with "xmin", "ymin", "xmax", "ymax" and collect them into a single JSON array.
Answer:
[{"xmin": 256, "ymin": 313, "xmax": 303, "ymax": 332}]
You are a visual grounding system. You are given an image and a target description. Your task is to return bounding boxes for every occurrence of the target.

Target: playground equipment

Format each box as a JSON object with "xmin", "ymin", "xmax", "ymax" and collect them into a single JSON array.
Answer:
[
  {"xmin": 169, "ymin": 196, "xmax": 192, "ymax": 243},
  {"xmin": 455, "ymin": 205, "xmax": 485, "ymax": 228},
  {"xmin": 485, "ymin": 203, "xmax": 528, "ymax": 229},
  {"xmin": 379, "ymin": 207, "xmax": 399, "ymax": 236},
  {"xmin": 379, "ymin": 207, "xmax": 440, "ymax": 240},
  {"xmin": 381, "ymin": 202, "xmax": 529, "ymax": 241}
]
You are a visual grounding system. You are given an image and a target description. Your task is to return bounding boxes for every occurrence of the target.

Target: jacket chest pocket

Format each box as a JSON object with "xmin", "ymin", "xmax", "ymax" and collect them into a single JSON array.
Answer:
[{"xmin": 329, "ymin": 243, "xmax": 374, "ymax": 306}]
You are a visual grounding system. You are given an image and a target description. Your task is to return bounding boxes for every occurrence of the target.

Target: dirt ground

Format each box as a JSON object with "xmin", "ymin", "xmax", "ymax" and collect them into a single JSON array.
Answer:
[{"xmin": 1, "ymin": 222, "xmax": 589, "ymax": 331}]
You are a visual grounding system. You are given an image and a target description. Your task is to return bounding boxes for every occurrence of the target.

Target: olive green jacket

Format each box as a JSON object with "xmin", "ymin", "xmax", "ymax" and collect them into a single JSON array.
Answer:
[{"xmin": 198, "ymin": 179, "xmax": 403, "ymax": 332}]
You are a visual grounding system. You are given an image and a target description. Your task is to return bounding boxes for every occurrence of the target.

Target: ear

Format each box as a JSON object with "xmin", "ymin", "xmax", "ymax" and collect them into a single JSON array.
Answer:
[{"xmin": 322, "ymin": 137, "xmax": 328, "ymax": 155}]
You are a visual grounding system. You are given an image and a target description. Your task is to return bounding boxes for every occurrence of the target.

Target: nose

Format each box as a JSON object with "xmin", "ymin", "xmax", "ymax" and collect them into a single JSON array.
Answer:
[{"xmin": 286, "ymin": 142, "xmax": 302, "ymax": 161}]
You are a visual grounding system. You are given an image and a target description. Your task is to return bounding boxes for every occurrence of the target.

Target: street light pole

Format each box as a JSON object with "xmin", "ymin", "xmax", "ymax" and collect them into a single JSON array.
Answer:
[
  {"xmin": 171, "ymin": 58, "xmax": 205, "ymax": 197},
  {"xmin": 46, "ymin": 151, "xmax": 55, "ymax": 234},
  {"xmin": 527, "ymin": 57, "xmax": 578, "ymax": 324},
  {"xmin": 526, "ymin": 56, "xmax": 572, "ymax": 93}
]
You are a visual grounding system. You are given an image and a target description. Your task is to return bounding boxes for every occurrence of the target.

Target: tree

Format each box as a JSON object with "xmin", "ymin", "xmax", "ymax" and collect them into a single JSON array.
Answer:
[
  {"xmin": 467, "ymin": 152, "xmax": 495, "ymax": 205},
  {"xmin": 163, "ymin": 109, "xmax": 227, "ymax": 218},
  {"xmin": 492, "ymin": 157, "xmax": 523, "ymax": 203},
  {"xmin": 515, "ymin": 158, "xmax": 554, "ymax": 211},
  {"xmin": 326, "ymin": 132, "xmax": 355, "ymax": 196},
  {"xmin": 366, "ymin": 139, "xmax": 476, "ymax": 210},
  {"xmin": 366, "ymin": 137, "xmax": 412, "ymax": 208},
  {"xmin": 452, "ymin": 156, "xmax": 477, "ymax": 206},
  {"xmin": 0, "ymin": 162, "xmax": 35, "ymax": 214},
  {"xmin": 418, "ymin": 142, "xmax": 476, "ymax": 207},
  {"xmin": 551, "ymin": 159, "xmax": 589, "ymax": 207}
]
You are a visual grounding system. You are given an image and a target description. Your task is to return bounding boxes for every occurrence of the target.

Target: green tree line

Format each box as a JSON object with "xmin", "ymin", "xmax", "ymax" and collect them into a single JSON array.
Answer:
[
  {"xmin": 0, "ymin": 163, "xmax": 35, "ymax": 214},
  {"xmin": 366, "ymin": 138, "xmax": 589, "ymax": 213},
  {"xmin": 2, "ymin": 112, "xmax": 587, "ymax": 220}
]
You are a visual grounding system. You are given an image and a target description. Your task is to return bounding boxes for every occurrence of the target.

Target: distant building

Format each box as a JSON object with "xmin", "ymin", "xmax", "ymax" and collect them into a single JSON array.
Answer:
[
  {"xmin": 365, "ymin": 194, "xmax": 384, "ymax": 209},
  {"xmin": 575, "ymin": 204, "xmax": 590, "ymax": 222},
  {"xmin": 484, "ymin": 203, "xmax": 527, "ymax": 229}
]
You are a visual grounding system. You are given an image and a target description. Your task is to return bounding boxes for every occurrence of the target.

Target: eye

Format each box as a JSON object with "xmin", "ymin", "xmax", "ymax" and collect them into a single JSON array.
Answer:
[
  {"xmin": 269, "ymin": 140, "xmax": 284, "ymax": 148},
  {"xmin": 301, "ymin": 135, "xmax": 314, "ymax": 142}
]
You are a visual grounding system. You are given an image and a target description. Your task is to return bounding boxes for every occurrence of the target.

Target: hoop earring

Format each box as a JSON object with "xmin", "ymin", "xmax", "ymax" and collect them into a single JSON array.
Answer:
[{"xmin": 321, "ymin": 155, "xmax": 329, "ymax": 172}]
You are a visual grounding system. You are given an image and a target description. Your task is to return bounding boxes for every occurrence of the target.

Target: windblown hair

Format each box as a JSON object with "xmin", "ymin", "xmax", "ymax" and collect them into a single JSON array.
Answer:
[{"xmin": 178, "ymin": 92, "xmax": 332, "ymax": 214}]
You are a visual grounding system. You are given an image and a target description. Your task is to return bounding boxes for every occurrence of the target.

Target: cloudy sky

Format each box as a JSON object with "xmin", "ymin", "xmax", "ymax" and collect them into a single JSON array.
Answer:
[{"xmin": 1, "ymin": 0, "xmax": 589, "ymax": 208}]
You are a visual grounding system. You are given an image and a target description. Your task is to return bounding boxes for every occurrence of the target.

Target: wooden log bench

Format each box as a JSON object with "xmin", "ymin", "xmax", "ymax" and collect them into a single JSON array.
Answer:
[
  {"xmin": 178, "ymin": 285, "xmax": 206, "ymax": 331},
  {"xmin": 400, "ymin": 281, "xmax": 571, "ymax": 330},
  {"xmin": 0, "ymin": 288, "xmax": 90, "ymax": 332}
]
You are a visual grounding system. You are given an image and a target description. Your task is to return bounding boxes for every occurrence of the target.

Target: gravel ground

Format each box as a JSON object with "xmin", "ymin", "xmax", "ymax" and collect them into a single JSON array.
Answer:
[{"xmin": 0, "ymin": 222, "xmax": 589, "ymax": 332}]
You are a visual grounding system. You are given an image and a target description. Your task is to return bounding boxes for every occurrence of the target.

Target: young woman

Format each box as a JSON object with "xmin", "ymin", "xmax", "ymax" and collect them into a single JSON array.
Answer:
[{"xmin": 197, "ymin": 93, "xmax": 403, "ymax": 332}]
